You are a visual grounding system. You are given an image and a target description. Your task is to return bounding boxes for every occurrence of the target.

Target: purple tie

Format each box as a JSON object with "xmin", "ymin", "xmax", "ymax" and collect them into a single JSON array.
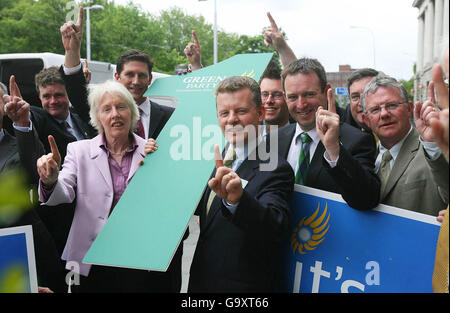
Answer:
[{"xmin": 136, "ymin": 108, "xmax": 145, "ymax": 138}]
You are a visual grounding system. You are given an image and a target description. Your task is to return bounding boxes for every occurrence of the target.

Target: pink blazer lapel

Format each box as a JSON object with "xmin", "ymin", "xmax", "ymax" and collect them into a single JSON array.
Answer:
[
  {"xmin": 89, "ymin": 134, "xmax": 113, "ymax": 190},
  {"xmin": 127, "ymin": 134, "xmax": 146, "ymax": 184}
]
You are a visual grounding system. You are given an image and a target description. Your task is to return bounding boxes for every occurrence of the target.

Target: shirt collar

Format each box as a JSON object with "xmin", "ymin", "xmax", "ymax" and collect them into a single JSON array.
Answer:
[
  {"xmin": 229, "ymin": 134, "xmax": 262, "ymax": 161},
  {"xmin": 55, "ymin": 112, "xmax": 74, "ymax": 128},
  {"xmin": 99, "ymin": 133, "xmax": 139, "ymax": 155},
  {"xmin": 138, "ymin": 97, "xmax": 151, "ymax": 117},
  {"xmin": 294, "ymin": 123, "xmax": 320, "ymax": 145}
]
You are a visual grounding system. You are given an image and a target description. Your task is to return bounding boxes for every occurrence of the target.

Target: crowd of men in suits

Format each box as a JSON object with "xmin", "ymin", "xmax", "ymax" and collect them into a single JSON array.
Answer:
[{"xmin": 0, "ymin": 9, "xmax": 448, "ymax": 293}]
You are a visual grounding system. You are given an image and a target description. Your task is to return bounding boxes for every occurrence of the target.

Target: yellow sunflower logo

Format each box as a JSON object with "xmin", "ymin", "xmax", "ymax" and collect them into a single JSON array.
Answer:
[
  {"xmin": 291, "ymin": 202, "xmax": 330, "ymax": 255},
  {"xmin": 241, "ymin": 69, "xmax": 255, "ymax": 78}
]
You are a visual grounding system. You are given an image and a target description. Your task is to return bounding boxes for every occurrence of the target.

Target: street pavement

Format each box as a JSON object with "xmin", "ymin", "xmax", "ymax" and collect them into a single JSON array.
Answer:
[{"xmin": 180, "ymin": 215, "xmax": 200, "ymax": 293}]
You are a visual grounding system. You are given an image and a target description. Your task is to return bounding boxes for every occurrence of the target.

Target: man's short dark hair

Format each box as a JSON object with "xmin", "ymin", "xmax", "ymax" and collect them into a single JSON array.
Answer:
[
  {"xmin": 347, "ymin": 68, "xmax": 379, "ymax": 91},
  {"xmin": 259, "ymin": 58, "xmax": 282, "ymax": 84},
  {"xmin": 35, "ymin": 66, "xmax": 65, "ymax": 93},
  {"xmin": 116, "ymin": 49, "xmax": 154, "ymax": 76},
  {"xmin": 281, "ymin": 58, "xmax": 327, "ymax": 93}
]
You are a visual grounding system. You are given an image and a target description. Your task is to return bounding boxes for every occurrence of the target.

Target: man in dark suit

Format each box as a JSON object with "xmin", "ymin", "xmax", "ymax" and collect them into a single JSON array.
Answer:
[
  {"xmin": 114, "ymin": 49, "xmax": 174, "ymax": 140},
  {"xmin": 0, "ymin": 82, "xmax": 21, "ymax": 171},
  {"xmin": 276, "ymin": 58, "xmax": 380, "ymax": 210},
  {"xmin": 4, "ymin": 11, "xmax": 98, "ymax": 260},
  {"xmin": 188, "ymin": 76, "xmax": 294, "ymax": 293},
  {"xmin": 343, "ymin": 68, "xmax": 379, "ymax": 132},
  {"xmin": 1, "ymin": 81, "xmax": 67, "ymax": 293}
]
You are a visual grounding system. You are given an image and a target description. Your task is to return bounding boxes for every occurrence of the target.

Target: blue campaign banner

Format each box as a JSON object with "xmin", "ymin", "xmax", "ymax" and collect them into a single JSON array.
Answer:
[
  {"xmin": 285, "ymin": 185, "xmax": 441, "ymax": 293},
  {"xmin": 0, "ymin": 226, "xmax": 38, "ymax": 293}
]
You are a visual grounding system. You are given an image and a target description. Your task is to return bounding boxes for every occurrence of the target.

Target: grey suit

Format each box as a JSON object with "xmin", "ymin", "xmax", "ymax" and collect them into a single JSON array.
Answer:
[{"xmin": 380, "ymin": 128, "xmax": 447, "ymax": 216}]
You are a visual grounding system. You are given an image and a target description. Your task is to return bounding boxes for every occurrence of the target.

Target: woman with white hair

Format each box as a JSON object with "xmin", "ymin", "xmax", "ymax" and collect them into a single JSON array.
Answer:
[{"xmin": 36, "ymin": 80, "xmax": 172, "ymax": 292}]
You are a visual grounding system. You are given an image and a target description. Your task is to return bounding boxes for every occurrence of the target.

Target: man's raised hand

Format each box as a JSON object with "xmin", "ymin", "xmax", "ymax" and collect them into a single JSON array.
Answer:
[
  {"xmin": 208, "ymin": 145, "xmax": 243, "ymax": 205},
  {"xmin": 4, "ymin": 75, "xmax": 30, "ymax": 127},
  {"xmin": 37, "ymin": 136, "xmax": 61, "ymax": 188},
  {"xmin": 316, "ymin": 87, "xmax": 340, "ymax": 161}
]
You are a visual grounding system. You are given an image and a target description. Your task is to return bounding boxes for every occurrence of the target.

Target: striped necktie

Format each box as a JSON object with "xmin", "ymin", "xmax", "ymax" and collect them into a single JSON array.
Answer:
[
  {"xmin": 206, "ymin": 147, "xmax": 236, "ymax": 215},
  {"xmin": 295, "ymin": 133, "xmax": 312, "ymax": 185}
]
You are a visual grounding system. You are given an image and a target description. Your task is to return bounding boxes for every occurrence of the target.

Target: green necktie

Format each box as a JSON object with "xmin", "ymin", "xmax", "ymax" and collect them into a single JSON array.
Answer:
[
  {"xmin": 295, "ymin": 133, "xmax": 312, "ymax": 185},
  {"xmin": 206, "ymin": 147, "xmax": 237, "ymax": 215}
]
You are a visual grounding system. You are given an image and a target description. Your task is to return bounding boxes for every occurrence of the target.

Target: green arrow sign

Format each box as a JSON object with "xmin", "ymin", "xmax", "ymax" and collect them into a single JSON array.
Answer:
[{"xmin": 83, "ymin": 53, "xmax": 273, "ymax": 272}]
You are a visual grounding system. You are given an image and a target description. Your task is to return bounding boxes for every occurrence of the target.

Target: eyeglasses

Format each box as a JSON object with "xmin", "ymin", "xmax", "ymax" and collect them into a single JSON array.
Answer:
[
  {"xmin": 261, "ymin": 91, "xmax": 284, "ymax": 101},
  {"xmin": 366, "ymin": 102, "xmax": 406, "ymax": 116}
]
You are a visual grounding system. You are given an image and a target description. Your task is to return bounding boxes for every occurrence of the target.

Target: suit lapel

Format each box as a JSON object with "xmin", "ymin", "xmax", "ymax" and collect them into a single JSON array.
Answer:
[
  {"xmin": 89, "ymin": 135, "xmax": 113, "ymax": 190},
  {"xmin": 307, "ymin": 141, "xmax": 325, "ymax": 187},
  {"xmin": 0, "ymin": 131, "xmax": 17, "ymax": 170},
  {"xmin": 70, "ymin": 113, "xmax": 91, "ymax": 139},
  {"xmin": 277, "ymin": 123, "xmax": 296, "ymax": 158},
  {"xmin": 381, "ymin": 129, "xmax": 420, "ymax": 199},
  {"xmin": 127, "ymin": 135, "xmax": 146, "ymax": 184},
  {"xmin": 149, "ymin": 101, "xmax": 163, "ymax": 139}
]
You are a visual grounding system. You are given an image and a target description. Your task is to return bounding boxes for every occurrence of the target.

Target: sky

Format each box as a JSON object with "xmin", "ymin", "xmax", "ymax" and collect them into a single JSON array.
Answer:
[{"xmin": 114, "ymin": 0, "xmax": 419, "ymax": 80}]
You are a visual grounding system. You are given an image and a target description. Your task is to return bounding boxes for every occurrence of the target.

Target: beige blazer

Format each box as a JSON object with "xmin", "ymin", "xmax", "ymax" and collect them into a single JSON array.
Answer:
[{"xmin": 381, "ymin": 128, "xmax": 447, "ymax": 216}]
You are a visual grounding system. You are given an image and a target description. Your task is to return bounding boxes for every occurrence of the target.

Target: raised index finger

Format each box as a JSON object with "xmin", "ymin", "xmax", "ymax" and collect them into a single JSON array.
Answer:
[
  {"xmin": 214, "ymin": 144, "xmax": 224, "ymax": 168},
  {"xmin": 48, "ymin": 135, "xmax": 61, "ymax": 164},
  {"xmin": 9, "ymin": 75, "xmax": 22, "ymax": 99},
  {"xmin": 76, "ymin": 6, "xmax": 84, "ymax": 28},
  {"xmin": 427, "ymin": 81, "xmax": 436, "ymax": 104},
  {"xmin": 432, "ymin": 63, "xmax": 449, "ymax": 110},
  {"xmin": 267, "ymin": 12, "xmax": 279, "ymax": 31},
  {"xmin": 192, "ymin": 30, "xmax": 200, "ymax": 48},
  {"xmin": 327, "ymin": 87, "xmax": 336, "ymax": 114}
]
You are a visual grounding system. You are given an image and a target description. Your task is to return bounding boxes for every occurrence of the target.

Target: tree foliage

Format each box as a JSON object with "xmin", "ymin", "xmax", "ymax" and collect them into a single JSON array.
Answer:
[{"xmin": 0, "ymin": 0, "xmax": 274, "ymax": 74}]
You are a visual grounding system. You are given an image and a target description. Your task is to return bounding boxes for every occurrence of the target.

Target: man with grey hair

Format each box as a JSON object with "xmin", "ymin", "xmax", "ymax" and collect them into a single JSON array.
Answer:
[
  {"xmin": 188, "ymin": 76, "xmax": 294, "ymax": 292},
  {"xmin": 361, "ymin": 74, "xmax": 447, "ymax": 215}
]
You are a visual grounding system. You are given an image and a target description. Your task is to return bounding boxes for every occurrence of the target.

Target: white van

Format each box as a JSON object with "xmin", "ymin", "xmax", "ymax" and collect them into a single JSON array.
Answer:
[{"xmin": 0, "ymin": 52, "xmax": 171, "ymax": 108}]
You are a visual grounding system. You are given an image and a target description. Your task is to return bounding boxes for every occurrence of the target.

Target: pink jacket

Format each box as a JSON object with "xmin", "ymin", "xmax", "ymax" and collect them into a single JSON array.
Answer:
[{"xmin": 39, "ymin": 133, "xmax": 146, "ymax": 276}]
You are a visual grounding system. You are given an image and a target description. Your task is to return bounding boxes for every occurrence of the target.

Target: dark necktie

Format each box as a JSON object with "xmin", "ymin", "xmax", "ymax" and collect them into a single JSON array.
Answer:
[
  {"xmin": 136, "ymin": 108, "xmax": 145, "ymax": 138},
  {"xmin": 295, "ymin": 133, "xmax": 312, "ymax": 185}
]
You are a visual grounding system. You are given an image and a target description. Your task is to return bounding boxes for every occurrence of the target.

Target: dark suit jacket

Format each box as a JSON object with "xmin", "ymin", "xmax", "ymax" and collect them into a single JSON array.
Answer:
[
  {"xmin": 148, "ymin": 100, "xmax": 175, "ymax": 139},
  {"xmin": 0, "ymin": 129, "xmax": 66, "ymax": 292},
  {"xmin": 188, "ymin": 145, "xmax": 294, "ymax": 293},
  {"xmin": 275, "ymin": 123, "xmax": 380, "ymax": 210},
  {"xmin": 0, "ymin": 129, "xmax": 21, "ymax": 172}
]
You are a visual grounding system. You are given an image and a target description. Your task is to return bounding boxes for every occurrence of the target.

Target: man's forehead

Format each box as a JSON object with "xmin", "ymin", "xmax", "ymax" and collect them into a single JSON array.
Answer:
[
  {"xmin": 122, "ymin": 61, "xmax": 150, "ymax": 73},
  {"xmin": 39, "ymin": 83, "xmax": 66, "ymax": 92},
  {"xmin": 366, "ymin": 86, "xmax": 402, "ymax": 104},
  {"xmin": 350, "ymin": 76, "xmax": 374, "ymax": 92},
  {"xmin": 285, "ymin": 72, "xmax": 321, "ymax": 89},
  {"xmin": 260, "ymin": 78, "xmax": 283, "ymax": 89}
]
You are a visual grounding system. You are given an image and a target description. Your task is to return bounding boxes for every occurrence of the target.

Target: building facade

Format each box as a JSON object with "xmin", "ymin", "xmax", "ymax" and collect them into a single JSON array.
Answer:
[
  {"xmin": 327, "ymin": 65, "xmax": 355, "ymax": 108},
  {"xmin": 413, "ymin": 0, "xmax": 449, "ymax": 103}
]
